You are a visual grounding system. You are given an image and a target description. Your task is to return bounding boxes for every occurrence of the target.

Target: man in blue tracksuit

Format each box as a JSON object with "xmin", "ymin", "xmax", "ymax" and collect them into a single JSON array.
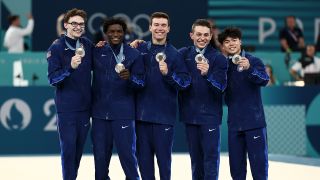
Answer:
[
  {"xmin": 91, "ymin": 18, "xmax": 144, "ymax": 180},
  {"xmin": 131, "ymin": 12, "xmax": 191, "ymax": 180},
  {"xmin": 178, "ymin": 19, "xmax": 228, "ymax": 180},
  {"xmin": 46, "ymin": 8, "xmax": 92, "ymax": 180},
  {"xmin": 218, "ymin": 27, "xmax": 269, "ymax": 180}
]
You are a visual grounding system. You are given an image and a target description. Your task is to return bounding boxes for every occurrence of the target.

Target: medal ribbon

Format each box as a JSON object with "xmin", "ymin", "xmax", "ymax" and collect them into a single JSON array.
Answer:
[
  {"xmin": 195, "ymin": 46, "xmax": 207, "ymax": 55},
  {"xmin": 111, "ymin": 43, "xmax": 125, "ymax": 64},
  {"xmin": 287, "ymin": 29, "xmax": 298, "ymax": 42},
  {"xmin": 65, "ymin": 37, "xmax": 80, "ymax": 51}
]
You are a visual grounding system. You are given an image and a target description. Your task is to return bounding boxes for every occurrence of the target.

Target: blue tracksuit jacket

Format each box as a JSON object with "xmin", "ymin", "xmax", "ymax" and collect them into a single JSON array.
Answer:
[
  {"xmin": 178, "ymin": 45, "xmax": 228, "ymax": 125},
  {"xmin": 47, "ymin": 35, "xmax": 93, "ymax": 112},
  {"xmin": 92, "ymin": 43, "xmax": 145, "ymax": 120},
  {"xmin": 135, "ymin": 41, "xmax": 191, "ymax": 125},
  {"xmin": 225, "ymin": 51, "xmax": 269, "ymax": 131}
]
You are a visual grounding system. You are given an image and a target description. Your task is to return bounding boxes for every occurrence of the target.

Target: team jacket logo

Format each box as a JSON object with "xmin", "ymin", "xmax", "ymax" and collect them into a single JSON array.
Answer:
[{"xmin": 0, "ymin": 99, "xmax": 31, "ymax": 130}]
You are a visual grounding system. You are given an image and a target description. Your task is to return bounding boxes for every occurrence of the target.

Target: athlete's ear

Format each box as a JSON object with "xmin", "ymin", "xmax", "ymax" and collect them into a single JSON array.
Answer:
[
  {"xmin": 64, "ymin": 23, "xmax": 68, "ymax": 29},
  {"xmin": 167, "ymin": 26, "xmax": 170, "ymax": 33},
  {"xmin": 189, "ymin": 32, "xmax": 193, "ymax": 40},
  {"xmin": 208, "ymin": 32, "xmax": 213, "ymax": 41}
]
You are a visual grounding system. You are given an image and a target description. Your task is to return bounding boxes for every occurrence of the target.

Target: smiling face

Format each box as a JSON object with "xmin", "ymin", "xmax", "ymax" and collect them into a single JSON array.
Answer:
[
  {"xmin": 190, "ymin": 25, "xmax": 212, "ymax": 49},
  {"xmin": 149, "ymin": 17, "xmax": 170, "ymax": 44},
  {"xmin": 106, "ymin": 24, "xmax": 124, "ymax": 46},
  {"xmin": 64, "ymin": 15, "xmax": 85, "ymax": 39},
  {"xmin": 221, "ymin": 37, "xmax": 242, "ymax": 56}
]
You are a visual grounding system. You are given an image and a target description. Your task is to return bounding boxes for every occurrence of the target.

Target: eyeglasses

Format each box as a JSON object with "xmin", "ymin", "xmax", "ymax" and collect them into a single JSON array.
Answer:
[{"xmin": 68, "ymin": 22, "xmax": 85, "ymax": 28}]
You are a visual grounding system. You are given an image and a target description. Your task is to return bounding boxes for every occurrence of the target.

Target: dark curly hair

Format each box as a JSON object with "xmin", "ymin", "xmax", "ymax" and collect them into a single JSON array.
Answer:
[
  {"xmin": 103, "ymin": 17, "xmax": 127, "ymax": 34},
  {"xmin": 218, "ymin": 27, "xmax": 242, "ymax": 44}
]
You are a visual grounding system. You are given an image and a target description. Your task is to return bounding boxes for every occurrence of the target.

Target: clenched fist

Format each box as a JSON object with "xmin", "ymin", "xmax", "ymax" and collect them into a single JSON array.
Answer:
[
  {"xmin": 71, "ymin": 54, "xmax": 82, "ymax": 69},
  {"xmin": 159, "ymin": 61, "xmax": 168, "ymax": 75},
  {"xmin": 119, "ymin": 69, "xmax": 130, "ymax": 80},
  {"xmin": 196, "ymin": 61, "xmax": 209, "ymax": 76}
]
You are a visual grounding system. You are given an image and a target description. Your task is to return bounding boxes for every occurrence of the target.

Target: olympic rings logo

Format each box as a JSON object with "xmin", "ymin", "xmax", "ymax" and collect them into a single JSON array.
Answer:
[{"xmin": 87, "ymin": 12, "xmax": 151, "ymax": 39}]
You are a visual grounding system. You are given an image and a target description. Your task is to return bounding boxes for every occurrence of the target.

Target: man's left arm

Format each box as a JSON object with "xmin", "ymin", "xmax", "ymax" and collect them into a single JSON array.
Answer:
[
  {"xmin": 244, "ymin": 56, "xmax": 270, "ymax": 86},
  {"xmin": 205, "ymin": 54, "xmax": 228, "ymax": 93},
  {"xmin": 162, "ymin": 52, "xmax": 191, "ymax": 91},
  {"xmin": 127, "ymin": 53, "xmax": 145, "ymax": 89},
  {"xmin": 17, "ymin": 16, "xmax": 34, "ymax": 36}
]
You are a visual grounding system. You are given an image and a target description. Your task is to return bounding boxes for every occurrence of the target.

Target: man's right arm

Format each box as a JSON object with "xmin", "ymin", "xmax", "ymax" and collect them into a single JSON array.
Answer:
[
  {"xmin": 129, "ymin": 39, "xmax": 145, "ymax": 48},
  {"xmin": 47, "ymin": 44, "xmax": 75, "ymax": 86},
  {"xmin": 16, "ymin": 15, "xmax": 34, "ymax": 36},
  {"xmin": 128, "ymin": 54, "xmax": 145, "ymax": 89}
]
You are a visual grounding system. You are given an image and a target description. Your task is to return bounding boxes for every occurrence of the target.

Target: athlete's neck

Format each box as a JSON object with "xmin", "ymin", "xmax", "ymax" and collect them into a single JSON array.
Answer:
[
  {"xmin": 110, "ymin": 43, "xmax": 122, "ymax": 55},
  {"xmin": 110, "ymin": 43, "xmax": 121, "ymax": 49},
  {"xmin": 152, "ymin": 38, "xmax": 166, "ymax": 45},
  {"xmin": 66, "ymin": 33, "xmax": 79, "ymax": 40}
]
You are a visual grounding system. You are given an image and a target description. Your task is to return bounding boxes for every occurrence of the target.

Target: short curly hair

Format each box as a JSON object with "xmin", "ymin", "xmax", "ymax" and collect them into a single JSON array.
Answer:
[
  {"xmin": 103, "ymin": 17, "xmax": 127, "ymax": 33},
  {"xmin": 218, "ymin": 27, "xmax": 242, "ymax": 44},
  {"xmin": 63, "ymin": 8, "xmax": 87, "ymax": 23}
]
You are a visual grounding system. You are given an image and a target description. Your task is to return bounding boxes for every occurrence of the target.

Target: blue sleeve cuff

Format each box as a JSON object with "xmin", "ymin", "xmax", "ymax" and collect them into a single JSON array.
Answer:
[
  {"xmin": 131, "ymin": 75, "xmax": 145, "ymax": 87},
  {"xmin": 251, "ymin": 68, "xmax": 269, "ymax": 81},
  {"xmin": 206, "ymin": 75, "xmax": 226, "ymax": 92},
  {"xmin": 49, "ymin": 66, "xmax": 73, "ymax": 86},
  {"xmin": 246, "ymin": 66, "xmax": 254, "ymax": 74},
  {"xmin": 171, "ymin": 72, "xmax": 191, "ymax": 89}
]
